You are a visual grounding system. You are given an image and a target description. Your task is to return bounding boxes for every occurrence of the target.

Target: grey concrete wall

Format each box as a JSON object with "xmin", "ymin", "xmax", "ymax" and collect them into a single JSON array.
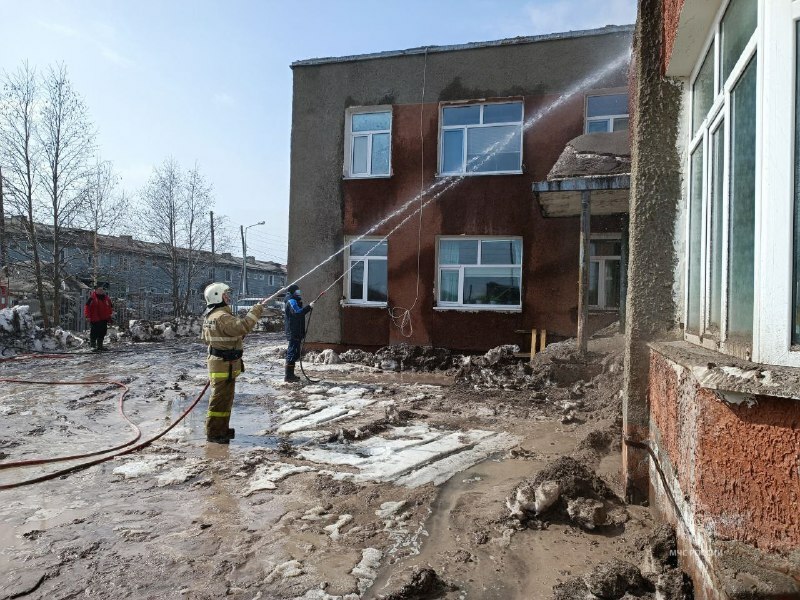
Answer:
[
  {"xmin": 289, "ymin": 28, "xmax": 634, "ymax": 344},
  {"xmin": 623, "ymin": 0, "xmax": 683, "ymax": 501}
]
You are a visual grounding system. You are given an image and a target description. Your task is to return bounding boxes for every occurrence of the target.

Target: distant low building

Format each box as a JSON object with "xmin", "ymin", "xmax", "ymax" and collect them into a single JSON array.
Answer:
[{"xmin": 2, "ymin": 216, "xmax": 287, "ymax": 325}]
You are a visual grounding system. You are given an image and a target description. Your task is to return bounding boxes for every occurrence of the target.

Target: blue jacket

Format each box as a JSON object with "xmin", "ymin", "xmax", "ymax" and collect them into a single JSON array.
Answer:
[{"xmin": 284, "ymin": 292, "xmax": 312, "ymax": 339}]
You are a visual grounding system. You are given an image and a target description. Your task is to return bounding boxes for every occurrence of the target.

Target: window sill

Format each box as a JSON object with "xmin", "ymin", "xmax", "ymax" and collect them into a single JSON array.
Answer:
[
  {"xmin": 341, "ymin": 301, "xmax": 388, "ymax": 308},
  {"xmin": 589, "ymin": 307, "xmax": 620, "ymax": 313},
  {"xmin": 649, "ymin": 340, "xmax": 800, "ymax": 404},
  {"xmin": 435, "ymin": 170, "xmax": 523, "ymax": 178},
  {"xmin": 434, "ymin": 306, "xmax": 522, "ymax": 313},
  {"xmin": 343, "ymin": 174, "xmax": 392, "ymax": 181}
]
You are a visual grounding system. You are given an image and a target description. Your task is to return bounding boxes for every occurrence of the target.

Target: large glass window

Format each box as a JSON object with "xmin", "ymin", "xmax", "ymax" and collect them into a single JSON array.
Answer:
[
  {"xmin": 692, "ymin": 48, "xmax": 715, "ymax": 133},
  {"xmin": 588, "ymin": 237, "xmax": 622, "ymax": 309},
  {"xmin": 721, "ymin": 0, "xmax": 758, "ymax": 84},
  {"xmin": 687, "ymin": 145, "xmax": 704, "ymax": 333},
  {"xmin": 728, "ymin": 58, "xmax": 757, "ymax": 341},
  {"xmin": 439, "ymin": 102, "xmax": 523, "ymax": 174},
  {"xmin": 347, "ymin": 110, "xmax": 391, "ymax": 177},
  {"xmin": 708, "ymin": 123, "xmax": 725, "ymax": 331},
  {"xmin": 438, "ymin": 238, "xmax": 522, "ymax": 308},
  {"xmin": 685, "ymin": 0, "xmax": 757, "ymax": 356},
  {"xmin": 585, "ymin": 93, "xmax": 629, "ymax": 133},
  {"xmin": 347, "ymin": 239, "xmax": 388, "ymax": 304}
]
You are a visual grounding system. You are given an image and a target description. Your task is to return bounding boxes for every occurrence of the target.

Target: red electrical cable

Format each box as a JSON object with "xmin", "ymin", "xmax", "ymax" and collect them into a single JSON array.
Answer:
[{"xmin": 0, "ymin": 380, "xmax": 210, "ymax": 490}]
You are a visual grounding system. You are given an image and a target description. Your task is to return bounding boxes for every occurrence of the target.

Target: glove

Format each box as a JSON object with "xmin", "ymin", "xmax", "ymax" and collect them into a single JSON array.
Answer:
[{"xmin": 309, "ymin": 301, "xmax": 315, "ymax": 308}]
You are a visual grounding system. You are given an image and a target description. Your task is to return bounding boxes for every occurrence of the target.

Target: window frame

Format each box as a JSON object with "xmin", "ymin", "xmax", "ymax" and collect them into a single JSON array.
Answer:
[
  {"xmin": 584, "ymin": 92, "xmax": 630, "ymax": 134},
  {"xmin": 589, "ymin": 233, "xmax": 622, "ymax": 311},
  {"xmin": 344, "ymin": 237, "xmax": 388, "ymax": 306},
  {"xmin": 438, "ymin": 101, "xmax": 524, "ymax": 176},
  {"xmin": 435, "ymin": 236, "xmax": 523, "ymax": 311},
  {"xmin": 343, "ymin": 106, "xmax": 393, "ymax": 179},
  {"xmin": 683, "ymin": 0, "xmax": 760, "ymax": 360},
  {"xmin": 755, "ymin": 0, "xmax": 800, "ymax": 365}
]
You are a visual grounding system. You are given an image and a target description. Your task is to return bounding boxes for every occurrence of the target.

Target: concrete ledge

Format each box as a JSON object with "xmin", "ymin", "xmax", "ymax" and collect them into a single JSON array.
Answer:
[
  {"xmin": 712, "ymin": 540, "xmax": 800, "ymax": 599},
  {"xmin": 649, "ymin": 340, "xmax": 800, "ymax": 403}
]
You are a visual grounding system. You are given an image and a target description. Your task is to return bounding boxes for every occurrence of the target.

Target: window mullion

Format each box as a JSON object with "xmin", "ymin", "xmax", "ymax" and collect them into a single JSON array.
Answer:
[
  {"xmin": 462, "ymin": 126, "xmax": 468, "ymax": 173},
  {"xmin": 720, "ymin": 88, "xmax": 732, "ymax": 344},
  {"xmin": 366, "ymin": 134, "xmax": 373, "ymax": 175},
  {"xmin": 363, "ymin": 257, "xmax": 369, "ymax": 301},
  {"xmin": 458, "ymin": 266, "xmax": 464, "ymax": 304}
]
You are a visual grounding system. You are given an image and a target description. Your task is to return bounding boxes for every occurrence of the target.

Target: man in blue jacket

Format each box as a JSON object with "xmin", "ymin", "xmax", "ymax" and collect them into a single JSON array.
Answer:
[{"xmin": 284, "ymin": 284, "xmax": 314, "ymax": 382}]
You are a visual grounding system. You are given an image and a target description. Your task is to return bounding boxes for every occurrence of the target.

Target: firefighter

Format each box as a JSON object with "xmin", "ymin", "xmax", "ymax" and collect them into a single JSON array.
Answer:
[
  {"xmin": 84, "ymin": 284, "xmax": 113, "ymax": 352},
  {"xmin": 201, "ymin": 283, "xmax": 266, "ymax": 444},
  {"xmin": 284, "ymin": 284, "xmax": 315, "ymax": 382}
]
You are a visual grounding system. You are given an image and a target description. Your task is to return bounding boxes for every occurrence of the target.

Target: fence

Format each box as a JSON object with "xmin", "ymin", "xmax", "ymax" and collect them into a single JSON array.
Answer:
[{"xmin": 58, "ymin": 290, "xmax": 209, "ymax": 332}]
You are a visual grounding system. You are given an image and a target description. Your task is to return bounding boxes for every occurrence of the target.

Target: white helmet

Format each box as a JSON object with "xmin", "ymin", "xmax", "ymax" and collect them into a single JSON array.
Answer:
[{"xmin": 204, "ymin": 282, "xmax": 231, "ymax": 305}]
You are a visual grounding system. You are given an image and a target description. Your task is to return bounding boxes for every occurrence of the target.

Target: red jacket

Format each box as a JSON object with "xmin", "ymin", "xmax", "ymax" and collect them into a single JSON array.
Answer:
[{"xmin": 84, "ymin": 291, "xmax": 113, "ymax": 323}]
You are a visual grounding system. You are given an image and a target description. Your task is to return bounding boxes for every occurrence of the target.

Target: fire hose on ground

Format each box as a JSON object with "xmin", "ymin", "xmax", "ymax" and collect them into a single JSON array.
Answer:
[{"xmin": 0, "ymin": 369, "xmax": 210, "ymax": 490}]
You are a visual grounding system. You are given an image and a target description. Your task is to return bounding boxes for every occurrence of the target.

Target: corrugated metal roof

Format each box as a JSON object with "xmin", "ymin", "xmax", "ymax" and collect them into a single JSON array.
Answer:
[{"xmin": 290, "ymin": 24, "xmax": 634, "ymax": 68}]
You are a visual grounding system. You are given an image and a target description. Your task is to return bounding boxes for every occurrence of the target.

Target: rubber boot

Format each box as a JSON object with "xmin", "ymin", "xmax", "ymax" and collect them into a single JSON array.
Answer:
[
  {"xmin": 228, "ymin": 428, "xmax": 235, "ymax": 439},
  {"xmin": 97, "ymin": 338, "xmax": 105, "ymax": 352},
  {"xmin": 284, "ymin": 365, "xmax": 300, "ymax": 383}
]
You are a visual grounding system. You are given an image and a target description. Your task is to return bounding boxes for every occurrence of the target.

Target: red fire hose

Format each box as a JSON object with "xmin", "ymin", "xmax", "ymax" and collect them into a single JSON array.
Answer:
[{"xmin": 0, "ymin": 375, "xmax": 210, "ymax": 490}]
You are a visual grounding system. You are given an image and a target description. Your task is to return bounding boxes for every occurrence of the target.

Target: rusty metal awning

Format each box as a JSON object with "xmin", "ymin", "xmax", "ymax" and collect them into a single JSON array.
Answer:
[{"xmin": 532, "ymin": 174, "xmax": 630, "ymax": 217}]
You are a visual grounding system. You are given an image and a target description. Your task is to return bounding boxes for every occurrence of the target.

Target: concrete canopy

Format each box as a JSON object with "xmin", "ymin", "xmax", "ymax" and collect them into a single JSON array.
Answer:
[{"xmin": 532, "ymin": 130, "xmax": 630, "ymax": 217}]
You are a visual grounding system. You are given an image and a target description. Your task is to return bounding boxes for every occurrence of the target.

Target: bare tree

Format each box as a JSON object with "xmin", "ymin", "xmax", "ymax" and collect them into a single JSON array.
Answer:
[
  {"xmin": 181, "ymin": 163, "xmax": 212, "ymax": 313},
  {"xmin": 0, "ymin": 63, "xmax": 49, "ymax": 324},
  {"xmin": 80, "ymin": 159, "xmax": 129, "ymax": 285},
  {"xmin": 139, "ymin": 157, "xmax": 184, "ymax": 315},
  {"xmin": 38, "ymin": 63, "xmax": 96, "ymax": 325}
]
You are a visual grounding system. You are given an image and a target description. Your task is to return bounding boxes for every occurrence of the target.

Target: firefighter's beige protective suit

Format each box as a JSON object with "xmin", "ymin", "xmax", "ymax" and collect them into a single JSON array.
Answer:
[{"xmin": 201, "ymin": 303, "xmax": 264, "ymax": 439}]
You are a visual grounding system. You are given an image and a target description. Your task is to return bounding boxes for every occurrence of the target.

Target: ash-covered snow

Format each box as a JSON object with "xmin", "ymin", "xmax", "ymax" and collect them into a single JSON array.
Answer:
[{"xmin": 0, "ymin": 306, "xmax": 83, "ymax": 355}]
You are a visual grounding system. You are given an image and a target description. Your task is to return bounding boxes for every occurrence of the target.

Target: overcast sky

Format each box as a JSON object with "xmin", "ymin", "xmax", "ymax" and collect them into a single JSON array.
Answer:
[{"xmin": 0, "ymin": 0, "xmax": 636, "ymax": 264}]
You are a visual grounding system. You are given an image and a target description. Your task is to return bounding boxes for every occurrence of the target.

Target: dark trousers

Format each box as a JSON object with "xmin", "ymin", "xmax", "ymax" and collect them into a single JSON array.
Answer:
[
  {"xmin": 90, "ymin": 321, "xmax": 108, "ymax": 348},
  {"xmin": 286, "ymin": 337, "xmax": 302, "ymax": 364}
]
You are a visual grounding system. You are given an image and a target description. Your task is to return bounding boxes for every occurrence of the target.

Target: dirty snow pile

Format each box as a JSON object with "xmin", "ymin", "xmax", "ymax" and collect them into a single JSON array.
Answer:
[
  {"xmin": 128, "ymin": 316, "xmax": 204, "ymax": 342},
  {"xmin": 0, "ymin": 305, "xmax": 82, "ymax": 356},
  {"xmin": 553, "ymin": 525, "xmax": 694, "ymax": 600},
  {"xmin": 506, "ymin": 456, "xmax": 628, "ymax": 531},
  {"xmin": 333, "ymin": 344, "xmax": 454, "ymax": 372},
  {"xmin": 455, "ymin": 340, "xmax": 608, "ymax": 390}
]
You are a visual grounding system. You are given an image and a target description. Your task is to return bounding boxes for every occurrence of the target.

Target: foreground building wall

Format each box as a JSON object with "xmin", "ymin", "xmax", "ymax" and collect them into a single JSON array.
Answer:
[
  {"xmin": 289, "ymin": 28, "xmax": 632, "ymax": 352},
  {"xmin": 627, "ymin": 0, "xmax": 800, "ymax": 596}
]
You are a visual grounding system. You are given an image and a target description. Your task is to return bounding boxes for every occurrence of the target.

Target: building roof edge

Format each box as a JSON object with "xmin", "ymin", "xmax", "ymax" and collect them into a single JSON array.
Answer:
[{"xmin": 290, "ymin": 24, "xmax": 635, "ymax": 69}]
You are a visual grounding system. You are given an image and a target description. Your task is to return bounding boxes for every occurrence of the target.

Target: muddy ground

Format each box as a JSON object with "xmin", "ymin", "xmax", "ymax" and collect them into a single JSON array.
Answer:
[{"xmin": 1, "ymin": 331, "xmax": 666, "ymax": 599}]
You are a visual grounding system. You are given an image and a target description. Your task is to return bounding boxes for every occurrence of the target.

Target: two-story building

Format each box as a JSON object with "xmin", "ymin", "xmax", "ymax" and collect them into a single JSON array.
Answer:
[
  {"xmin": 288, "ymin": 25, "xmax": 633, "ymax": 352},
  {"xmin": 3, "ymin": 216, "xmax": 286, "ymax": 323}
]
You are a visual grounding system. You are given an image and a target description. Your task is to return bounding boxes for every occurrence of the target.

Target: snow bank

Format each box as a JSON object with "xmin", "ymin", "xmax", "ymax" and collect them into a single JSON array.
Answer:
[
  {"xmin": 128, "ymin": 316, "xmax": 203, "ymax": 342},
  {"xmin": 0, "ymin": 305, "xmax": 82, "ymax": 356}
]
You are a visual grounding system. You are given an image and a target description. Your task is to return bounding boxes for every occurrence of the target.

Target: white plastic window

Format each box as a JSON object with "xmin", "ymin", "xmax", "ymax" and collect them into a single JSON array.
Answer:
[
  {"xmin": 346, "ymin": 238, "xmax": 388, "ymax": 304},
  {"xmin": 437, "ymin": 237, "xmax": 522, "ymax": 308},
  {"xmin": 345, "ymin": 108, "xmax": 391, "ymax": 178},
  {"xmin": 439, "ymin": 102, "xmax": 523, "ymax": 175},
  {"xmin": 684, "ymin": 0, "xmax": 757, "ymax": 359},
  {"xmin": 585, "ymin": 94, "xmax": 629, "ymax": 133}
]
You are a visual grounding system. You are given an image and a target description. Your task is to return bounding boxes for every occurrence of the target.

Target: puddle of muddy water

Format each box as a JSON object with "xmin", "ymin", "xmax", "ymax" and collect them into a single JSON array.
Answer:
[{"xmin": 363, "ymin": 419, "xmax": 648, "ymax": 600}]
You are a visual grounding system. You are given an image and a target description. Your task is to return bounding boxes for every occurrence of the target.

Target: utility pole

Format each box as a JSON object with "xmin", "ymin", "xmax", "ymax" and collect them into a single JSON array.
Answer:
[
  {"xmin": 210, "ymin": 210, "xmax": 215, "ymax": 282},
  {"xmin": 240, "ymin": 225, "xmax": 247, "ymax": 296},
  {"xmin": 0, "ymin": 166, "xmax": 7, "ymax": 278}
]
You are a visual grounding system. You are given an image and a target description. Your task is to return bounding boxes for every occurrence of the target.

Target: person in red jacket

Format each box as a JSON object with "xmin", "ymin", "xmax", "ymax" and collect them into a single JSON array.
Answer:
[{"xmin": 84, "ymin": 285, "xmax": 113, "ymax": 352}]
